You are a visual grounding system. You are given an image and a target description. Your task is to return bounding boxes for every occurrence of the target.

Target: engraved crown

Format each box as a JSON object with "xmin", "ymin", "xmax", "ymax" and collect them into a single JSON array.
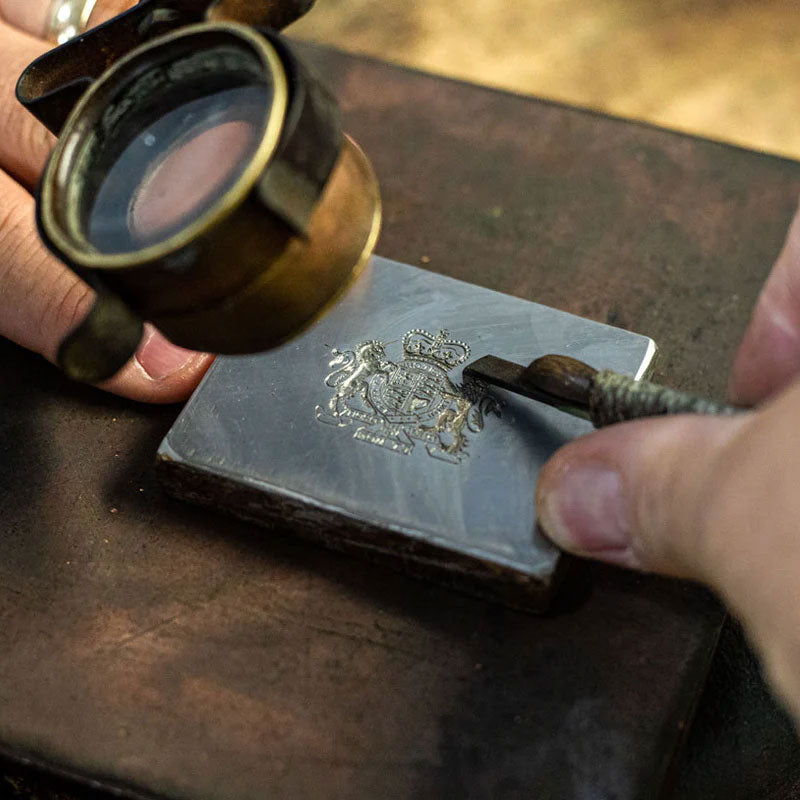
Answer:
[{"xmin": 401, "ymin": 329, "xmax": 470, "ymax": 368}]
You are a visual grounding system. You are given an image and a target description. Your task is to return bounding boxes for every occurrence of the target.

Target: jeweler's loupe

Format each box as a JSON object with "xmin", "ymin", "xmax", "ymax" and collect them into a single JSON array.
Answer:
[{"xmin": 16, "ymin": 0, "xmax": 381, "ymax": 383}]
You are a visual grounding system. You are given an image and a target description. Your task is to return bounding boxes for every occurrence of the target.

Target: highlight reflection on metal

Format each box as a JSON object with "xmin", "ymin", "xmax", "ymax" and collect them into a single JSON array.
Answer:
[
  {"xmin": 46, "ymin": 0, "xmax": 97, "ymax": 44},
  {"xmin": 315, "ymin": 329, "xmax": 501, "ymax": 464}
]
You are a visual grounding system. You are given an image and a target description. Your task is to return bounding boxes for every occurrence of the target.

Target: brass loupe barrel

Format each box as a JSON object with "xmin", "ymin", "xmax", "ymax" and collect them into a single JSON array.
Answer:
[{"xmin": 17, "ymin": 0, "xmax": 381, "ymax": 383}]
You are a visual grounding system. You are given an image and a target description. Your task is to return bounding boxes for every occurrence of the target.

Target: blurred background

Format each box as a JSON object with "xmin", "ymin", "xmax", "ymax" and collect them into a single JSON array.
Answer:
[{"xmin": 292, "ymin": 0, "xmax": 800, "ymax": 159}]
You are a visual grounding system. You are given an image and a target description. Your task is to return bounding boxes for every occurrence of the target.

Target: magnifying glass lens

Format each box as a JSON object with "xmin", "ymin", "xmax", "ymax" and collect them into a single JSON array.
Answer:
[
  {"xmin": 34, "ymin": 23, "xmax": 382, "ymax": 374},
  {"xmin": 81, "ymin": 48, "xmax": 273, "ymax": 254}
]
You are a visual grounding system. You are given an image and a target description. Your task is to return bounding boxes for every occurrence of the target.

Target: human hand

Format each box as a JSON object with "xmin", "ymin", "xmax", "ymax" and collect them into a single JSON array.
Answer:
[
  {"xmin": 536, "ymin": 202, "xmax": 800, "ymax": 721},
  {"xmin": 0, "ymin": 0, "xmax": 214, "ymax": 402}
]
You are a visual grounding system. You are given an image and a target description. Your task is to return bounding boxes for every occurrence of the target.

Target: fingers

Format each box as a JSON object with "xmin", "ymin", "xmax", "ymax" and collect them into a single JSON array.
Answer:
[
  {"xmin": 0, "ymin": 0, "xmax": 214, "ymax": 402},
  {"xmin": 0, "ymin": 0, "xmax": 49, "ymax": 37},
  {"xmin": 0, "ymin": 0, "xmax": 136, "ymax": 39},
  {"xmin": 0, "ymin": 1, "xmax": 137, "ymax": 189},
  {"xmin": 0, "ymin": 20, "xmax": 53, "ymax": 187},
  {"xmin": 0, "ymin": 168, "xmax": 213, "ymax": 402},
  {"xmin": 535, "ymin": 383, "xmax": 800, "ymax": 719},
  {"xmin": 730, "ymin": 201, "xmax": 800, "ymax": 405},
  {"xmin": 536, "ymin": 413, "xmax": 751, "ymax": 580}
]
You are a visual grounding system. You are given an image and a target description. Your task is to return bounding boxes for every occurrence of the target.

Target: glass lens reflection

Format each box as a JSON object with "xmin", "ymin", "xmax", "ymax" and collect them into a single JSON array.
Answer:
[{"xmin": 88, "ymin": 84, "xmax": 271, "ymax": 253}]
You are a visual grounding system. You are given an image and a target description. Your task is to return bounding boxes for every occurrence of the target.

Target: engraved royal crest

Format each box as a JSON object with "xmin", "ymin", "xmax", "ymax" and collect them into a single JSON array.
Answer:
[{"xmin": 315, "ymin": 329, "xmax": 500, "ymax": 463}]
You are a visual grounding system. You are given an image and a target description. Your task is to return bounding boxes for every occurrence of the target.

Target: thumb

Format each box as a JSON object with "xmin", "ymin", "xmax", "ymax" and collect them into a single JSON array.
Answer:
[
  {"xmin": 535, "ymin": 413, "xmax": 750, "ymax": 580},
  {"xmin": 536, "ymin": 385, "xmax": 800, "ymax": 719}
]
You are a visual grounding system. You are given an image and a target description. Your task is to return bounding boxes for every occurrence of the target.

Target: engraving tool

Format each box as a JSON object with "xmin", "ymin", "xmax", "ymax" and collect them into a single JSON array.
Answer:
[{"xmin": 463, "ymin": 354, "xmax": 744, "ymax": 428}]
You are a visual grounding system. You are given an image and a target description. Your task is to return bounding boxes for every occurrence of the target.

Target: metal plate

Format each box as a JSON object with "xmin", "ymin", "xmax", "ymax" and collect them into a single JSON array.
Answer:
[{"xmin": 158, "ymin": 255, "xmax": 655, "ymax": 609}]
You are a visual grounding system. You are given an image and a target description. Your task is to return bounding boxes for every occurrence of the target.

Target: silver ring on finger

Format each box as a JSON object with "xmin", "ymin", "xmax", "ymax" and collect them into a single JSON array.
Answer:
[{"xmin": 46, "ymin": 0, "xmax": 98, "ymax": 44}]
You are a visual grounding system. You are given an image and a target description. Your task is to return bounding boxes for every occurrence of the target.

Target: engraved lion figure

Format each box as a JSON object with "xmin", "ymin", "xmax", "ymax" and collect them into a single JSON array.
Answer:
[{"xmin": 315, "ymin": 341, "xmax": 391, "ymax": 424}]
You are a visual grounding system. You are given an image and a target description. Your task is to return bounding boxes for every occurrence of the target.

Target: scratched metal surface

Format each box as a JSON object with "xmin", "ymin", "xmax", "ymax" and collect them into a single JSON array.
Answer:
[
  {"xmin": 158, "ymin": 256, "xmax": 653, "ymax": 604},
  {"xmin": 2, "ymin": 42, "xmax": 800, "ymax": 800}
]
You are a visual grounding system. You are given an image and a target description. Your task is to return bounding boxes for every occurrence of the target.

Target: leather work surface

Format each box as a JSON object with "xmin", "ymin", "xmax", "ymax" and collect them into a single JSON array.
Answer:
[{"xmin": 2, "ymin": 41, "xmax": 800, "ymax": 800}]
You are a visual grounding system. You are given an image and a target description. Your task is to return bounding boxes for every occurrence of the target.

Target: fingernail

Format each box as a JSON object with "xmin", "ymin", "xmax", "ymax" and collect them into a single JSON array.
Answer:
[
  {"xmin": 135, "ymin": 326, "xmax": 199, "ymax": 380},
  {"xmin": 537, "ymin": 465, "xmax": 639, "ymax": 564}
]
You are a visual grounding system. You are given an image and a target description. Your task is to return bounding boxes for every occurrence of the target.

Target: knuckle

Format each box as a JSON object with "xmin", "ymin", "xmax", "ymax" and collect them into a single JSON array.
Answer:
[
  {"xmin": 689, "ymin": 452, "xmax": 743, "ymax": 572},
  {"xmin": 629, "ymin": 417, "xmax": 744, "ymax": 575},
  {"xmin": 0, "ymin": 192, "xmax": 93, "ymax": 359},
  {"xmin": 38, "ymin": 270, "xmax": 94, "ymax": 351},
  {"xmin": 0, "ymin": 197, "xmax": 32, "ymax": 273},
  {"xmin": 0, "ymin": 49, "xmax": 54, "ymax": 186},
  {"xmin": 684, "ymin": 413, "xmax": 770, "ymax": 587},
  {"xmin": 631, "ymin": 449, "xmax": 692, "ymax": 568},
  {"xmin": 23, "ymin": 116, "xmax": 54, "ymax": 174}
]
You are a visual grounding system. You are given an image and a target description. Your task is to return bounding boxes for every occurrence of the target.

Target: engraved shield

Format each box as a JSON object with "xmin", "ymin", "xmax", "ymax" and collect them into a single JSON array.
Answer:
[{"xmin": 369, "ymin": 360, "xmax": 450, "ymax": 425}]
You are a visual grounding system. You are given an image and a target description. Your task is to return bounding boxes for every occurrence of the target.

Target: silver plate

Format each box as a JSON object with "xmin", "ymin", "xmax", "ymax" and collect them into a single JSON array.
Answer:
[{"xmin": 157, "ymin": 256, "xmax": 655, "ymax": 609}]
